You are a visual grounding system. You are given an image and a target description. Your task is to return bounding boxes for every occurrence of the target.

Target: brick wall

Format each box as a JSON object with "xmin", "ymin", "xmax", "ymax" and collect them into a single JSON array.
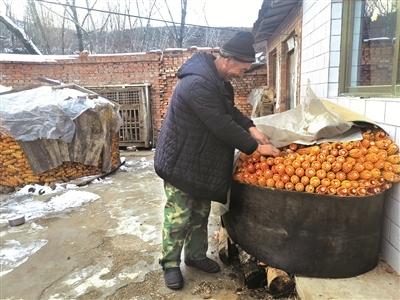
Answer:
[
  {"xmin": 358, "ymin": 41, "xmax": 394, "ymax": 86},
  {"xmin": 0, "ymin": 49, "xmax": 267, "ymax": 142}
]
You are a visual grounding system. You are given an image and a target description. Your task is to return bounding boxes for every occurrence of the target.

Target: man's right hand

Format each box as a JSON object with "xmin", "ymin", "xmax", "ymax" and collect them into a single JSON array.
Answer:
[{"xmin": 256, "ymin": 144, "xmax": 281, "ymax": 157}]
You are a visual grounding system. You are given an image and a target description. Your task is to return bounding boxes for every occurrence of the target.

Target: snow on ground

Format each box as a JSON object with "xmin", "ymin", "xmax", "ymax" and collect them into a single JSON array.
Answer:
[
  {"xmin": 0, "ymin": 190, "xmax": 101, "ymax": 222},
  {"xmin": 0, "ymin": 239, "xmax": 48, "ymax": 276},
  {"xmin": 15, "ymin": 183, "xmax": 77, "ymax": 196},
  {"xmin": 0, "ymin": 156, "xmax": 150, "ymax": 280},
  {"xmin": 0, "ymin": 188, "xmax": 102, "ymax": 277},
  {"xmin": 0, "ymin": 84, "xmax": 12, "ymax": 93}
]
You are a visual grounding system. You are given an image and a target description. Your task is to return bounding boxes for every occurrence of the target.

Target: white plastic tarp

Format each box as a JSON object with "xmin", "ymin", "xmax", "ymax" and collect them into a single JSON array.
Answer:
[
  {"xmin": 252, "ymin": 87, "xmax": 357, "ymax": 147},
  {"xmin": 0, "ymin": 86, "xmax": 118, "ymax": 142}
]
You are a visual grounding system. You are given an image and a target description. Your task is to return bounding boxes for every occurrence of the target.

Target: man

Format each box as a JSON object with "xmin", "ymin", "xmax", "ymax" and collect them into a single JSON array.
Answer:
[{"xmin": 154, "ymin": 31, "xmax": 280, "ymax": 290}]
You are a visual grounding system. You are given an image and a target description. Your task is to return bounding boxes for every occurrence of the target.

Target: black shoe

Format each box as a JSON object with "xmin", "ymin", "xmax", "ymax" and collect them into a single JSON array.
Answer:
[
  {"xmin": 164, "ymin": 267, "xmax": 184, "ymax": 290},
  {"xmin": 185, "ymin": 257, "xmax": 221, "ymax": 273}
]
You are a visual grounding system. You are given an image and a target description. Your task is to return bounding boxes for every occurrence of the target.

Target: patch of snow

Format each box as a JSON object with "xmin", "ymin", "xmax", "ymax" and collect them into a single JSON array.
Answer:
[
  {"xmin": 30, "ymin": 222, "xmax": 45, "ymax": 231},
  {"xmin": 0, "ymin": 239, "xmax": 48, "ymax": 277},
  {"xmin": 0, "ymin": 15, "xmax": 42, "ymax": 55},
  {"xmin": 107, "ymin": 209, "xmax": 160, "ymax": 245},
  {"xmin": 189, "ymin": 46, "xmax": 215, "ymax": 51},
  {"xmin": 15, "ymin": 183, "xmax": 75, "ymax": 196},
  {"xmin": 91, "ymin": 177, "xmax": 113, "ymax": 185},
  {"xmin": 55, "ymin": 265, "xmax": 117, "ymax": 298},
  {"xmin": 90, "ymin": 52, "xmax": 146, "ymax": 56},
  {"xmin": 75, "ymin": 268, "xmax": 116, "ymax": 295},
  {"xmin": 0, "ymin": 84, "xmax": 12, "ymax": 93},
  {"xmin": 0, "ymin": 54, "xmax": 78, "ymax": 62},
  {"xmin": 66, "ymin": 184, "xmax": 79, "ymax": 189},
  {"xmin": 0, "ymin": 190, "xmax": 100, "ymax": 222},
  {"xmin": 48, "ymin": 294, "xmax": 64, "ymax": 300},
  {"xmin": 50, "ymin": 258, "xmax": 159, "ymax": 299},
  {"xmin": 164, "ymin": 47, "xmax": 185, "ymax": 51},
  {"xmin": 124, "ymin": 157, "xmax": 153, "ymax": 170},
  {"xmin": 119, "ymin": 165, "xmax": 128, "ymax": 172}
]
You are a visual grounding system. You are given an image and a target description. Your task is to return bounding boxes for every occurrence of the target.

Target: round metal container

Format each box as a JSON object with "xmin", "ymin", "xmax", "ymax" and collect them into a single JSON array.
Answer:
[{"xmin": 222, "ymin": 182, "xmax": 386, "ymax": 278}]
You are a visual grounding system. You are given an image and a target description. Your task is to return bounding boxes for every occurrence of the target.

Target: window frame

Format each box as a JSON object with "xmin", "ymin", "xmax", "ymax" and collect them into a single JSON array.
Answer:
[{"xmin": 339, "ymin": 0, "xmax": 400, "ymax": 97}]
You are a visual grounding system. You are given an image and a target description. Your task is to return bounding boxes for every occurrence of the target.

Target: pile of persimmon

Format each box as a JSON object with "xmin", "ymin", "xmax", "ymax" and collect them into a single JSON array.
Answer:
[{"xmin": 234, "ymin": 129, "xmax": 400, "ymax": 196}]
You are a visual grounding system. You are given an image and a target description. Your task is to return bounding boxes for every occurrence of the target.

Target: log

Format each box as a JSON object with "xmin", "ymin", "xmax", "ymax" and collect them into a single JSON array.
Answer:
[
  {"xmin": 237, "ymin": 246, "xmax": 266, "ymax": 289},
  {"xmin": 217, "ymin": 226, "xmax": 237, "ymax": 265},
  {"xmin": 266, "ymin": 266, "xmax": 295, "ymax": 297},
  {"xmin": 217, "ymin": 222, "xmax": 294, "ymax": 294}
]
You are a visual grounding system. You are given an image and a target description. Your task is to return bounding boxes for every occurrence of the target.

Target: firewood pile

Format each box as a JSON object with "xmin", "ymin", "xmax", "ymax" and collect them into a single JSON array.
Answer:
[{"xmin": 217, "ymin": 227, "xmax": 296, "ymax": 298}]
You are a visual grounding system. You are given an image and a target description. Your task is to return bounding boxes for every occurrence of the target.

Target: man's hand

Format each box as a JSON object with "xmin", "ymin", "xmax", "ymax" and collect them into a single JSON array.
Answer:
[
  {"xmin": 257, "ymin": 144, "xmax": 281, "ymax": 157},
  {"xmin": 249, "ymin": 126, "xmax": 270, "ymax": 145}
]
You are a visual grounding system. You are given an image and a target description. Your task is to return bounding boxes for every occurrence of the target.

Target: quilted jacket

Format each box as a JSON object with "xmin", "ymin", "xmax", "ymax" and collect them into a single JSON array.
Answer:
[{"xmin": 154, "ymin": 52, "xmax": 258, "ymax": 203}]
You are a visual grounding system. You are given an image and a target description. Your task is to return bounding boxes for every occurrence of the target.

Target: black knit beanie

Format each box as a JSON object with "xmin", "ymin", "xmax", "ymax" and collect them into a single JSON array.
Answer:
[{"xmin": 220, "ymin": 31, "xmax": 256, "ymax": 63}]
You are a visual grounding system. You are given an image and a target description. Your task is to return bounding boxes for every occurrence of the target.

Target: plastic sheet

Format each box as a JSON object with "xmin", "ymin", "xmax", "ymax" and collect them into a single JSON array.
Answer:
[
  {"xmin": 0, "ymin": 86, "xmax": 121, "ymax": 142},
  {"xmin": 252, "ymin": 86, "xmax": 354, "ymax": 147}
]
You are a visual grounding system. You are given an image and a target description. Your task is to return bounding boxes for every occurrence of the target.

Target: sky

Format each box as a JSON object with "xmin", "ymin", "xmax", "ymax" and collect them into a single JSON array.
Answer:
[
  {"xmin": 1, "ymin": 0, "xmax": 264, "ymax": 28},
  {"xmin": 170, "ymin": 0, "xmax": 264, "ymax": 27}
]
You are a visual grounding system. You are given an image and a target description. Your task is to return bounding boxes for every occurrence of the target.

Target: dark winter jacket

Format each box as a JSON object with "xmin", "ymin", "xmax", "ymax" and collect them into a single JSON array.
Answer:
[{"xmin": 154, "ymin": 52, "xmax": 258, "ymax": 203}]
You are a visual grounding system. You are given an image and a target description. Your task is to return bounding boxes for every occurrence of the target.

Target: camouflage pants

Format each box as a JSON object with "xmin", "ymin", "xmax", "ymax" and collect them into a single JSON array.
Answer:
[{"xmin": 160, "ymin": 181, "xmax": 211, "ymax": 269}]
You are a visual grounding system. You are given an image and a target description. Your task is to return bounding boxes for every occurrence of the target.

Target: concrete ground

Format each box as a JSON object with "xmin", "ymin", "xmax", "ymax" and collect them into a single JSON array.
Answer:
[
  {"xmin": 296, "ymin": 261, "xmax": 400, "ymax": 300},
  {"xmin": 0, "ymin": 151, "xmax": 399, "ymax": 300},
  {"xmin": 0, "ymin": 151, "xmax": 280, "ymax": 300}
]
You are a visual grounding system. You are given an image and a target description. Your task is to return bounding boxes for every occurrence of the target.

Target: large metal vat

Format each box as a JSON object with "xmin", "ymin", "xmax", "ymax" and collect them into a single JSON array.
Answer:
[{"xmin": 222, "ymin": 181, "xmax": 386, "ymax": 278}]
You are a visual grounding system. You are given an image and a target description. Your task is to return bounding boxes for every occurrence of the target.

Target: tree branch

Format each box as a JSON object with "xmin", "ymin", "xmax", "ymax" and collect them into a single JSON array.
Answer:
[{"xmin": 0, "ymin": 14, "xmax": 42, "ymax": 54}]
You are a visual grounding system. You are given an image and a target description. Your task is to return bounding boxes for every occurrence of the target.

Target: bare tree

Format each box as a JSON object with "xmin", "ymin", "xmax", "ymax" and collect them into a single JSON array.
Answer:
[
  {"xmin": 67, "ymin": 0, "xmax": 84, "ymax": 51},
  {"xmin": 61, "ymin": 6, "xmax": 67, "ymax": 54},
  {"xmin": 85, "ymin": 0, "xmax": 98, "ymax": 52},
  {"xmin": 40, "ymin": 0, "xmax": 94, "ymax": 52},
  {"xmin": 0, "ymin": 14, "xmax": 42, "ymax": 54},
  {"xmin": 2, "ymin": 0, "xmax": 12, "ymax": 17},
  {"xmin": 125, "ymin": 0, "xmax": 139, "ymax": 52},
  {"xmin": 1, "ymin": 0, "xmax": 240, "ymax": 54},
  {"xmin": 156, "ymin": 0, "xmax": 188, "ymax": 48},
  {"xmin": 27, "ymin": 0, "xmax": 51, "ymax": 54},
  {"xmin": 141, "ymin": 0, "xmax": 157, "ymax": 51},
  {"xmin": 178, "ymin": 0, "xmax": 187, "ymax": 48}
]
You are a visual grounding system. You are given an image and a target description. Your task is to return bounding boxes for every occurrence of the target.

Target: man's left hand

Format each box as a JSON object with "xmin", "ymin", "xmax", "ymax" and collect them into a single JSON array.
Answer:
[{"xmin": 249, "ymin": 126, "xmax": 270, "ymax": 145}]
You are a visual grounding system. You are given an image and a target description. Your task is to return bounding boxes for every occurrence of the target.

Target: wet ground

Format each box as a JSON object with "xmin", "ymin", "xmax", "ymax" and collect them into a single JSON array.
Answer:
[{"xmin": 0, "ymin": 151, "xmax": 281, "ymax": 300}]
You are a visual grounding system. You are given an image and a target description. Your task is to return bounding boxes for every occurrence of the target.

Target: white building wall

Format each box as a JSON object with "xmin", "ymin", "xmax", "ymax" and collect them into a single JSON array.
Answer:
[
  {"xmin": 301, "ymin": 0, "xmax": 400, "ymax": 273},
  {"xmin": 301, "ymin": 0, "xmax": 332, "ymax": 98}
]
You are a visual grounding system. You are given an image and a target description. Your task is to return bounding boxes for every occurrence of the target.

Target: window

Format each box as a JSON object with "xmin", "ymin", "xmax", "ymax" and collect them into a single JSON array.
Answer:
[{"xmin": 340, "ymin": 0, "xmax": 400, "ymax": 96}]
